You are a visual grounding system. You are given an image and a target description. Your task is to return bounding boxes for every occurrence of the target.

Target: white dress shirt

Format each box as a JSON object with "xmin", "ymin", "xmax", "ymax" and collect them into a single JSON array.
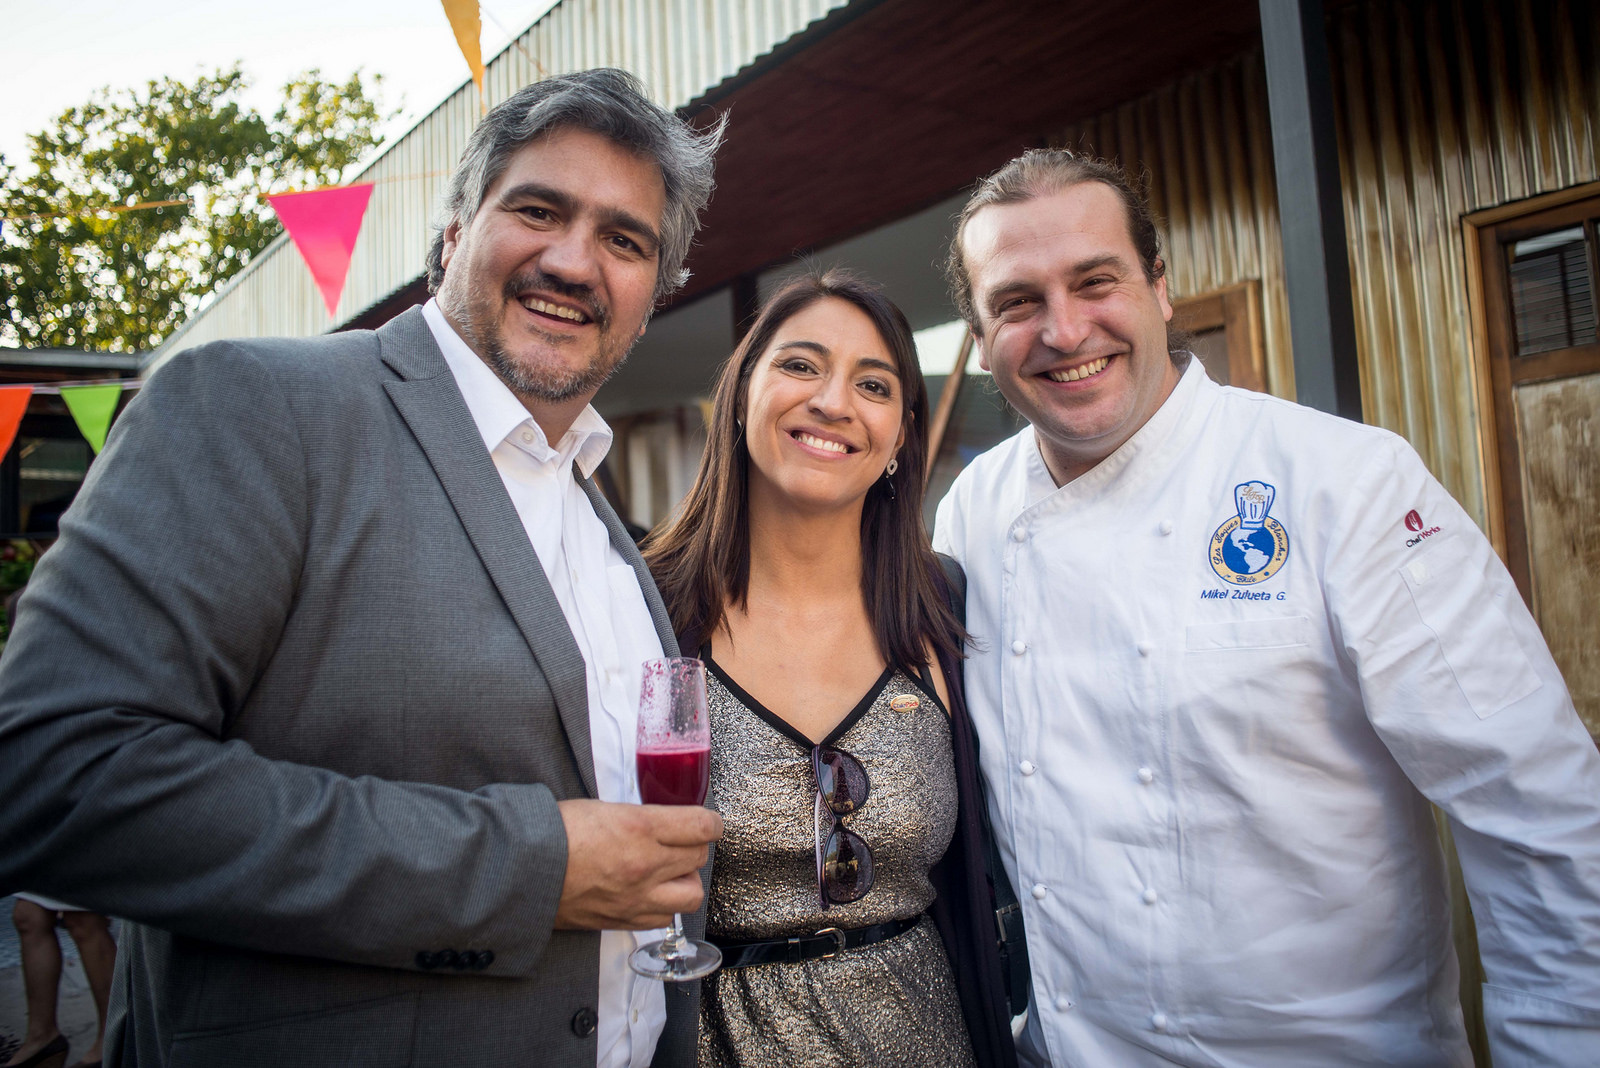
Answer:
[
  {"xmin": 934, "ymin": 357, "xmax": 1600, "ymax": 1067},
  {"xmin": 425, "ymin": 300, "xmax": 667, "ymax": 1068}
]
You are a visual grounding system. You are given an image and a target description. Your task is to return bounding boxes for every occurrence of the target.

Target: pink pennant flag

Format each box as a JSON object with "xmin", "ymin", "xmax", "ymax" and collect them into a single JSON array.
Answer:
[
  {"xmin": 267, "ymin": 183, "xmax": 376, "ymax": 317},
  {"xmin": 0, "ymin": 387, "xmax": 32, "ymax": 459}
]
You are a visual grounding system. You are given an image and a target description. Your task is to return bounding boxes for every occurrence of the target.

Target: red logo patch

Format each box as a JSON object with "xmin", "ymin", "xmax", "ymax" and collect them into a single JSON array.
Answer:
[{"xmin": 1404, "ymin": 510, "xmax": 1424, "ymax": 532}]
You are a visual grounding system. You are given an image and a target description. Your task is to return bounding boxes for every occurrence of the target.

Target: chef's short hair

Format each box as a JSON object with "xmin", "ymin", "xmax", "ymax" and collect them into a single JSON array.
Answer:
[
  {"xmin": 946, "ymin": 149, "xmax": 1189, "ymax": 361},
  {"xmin": 946, "ymin": 149, "xmax": 1165, "ymax": 329}
]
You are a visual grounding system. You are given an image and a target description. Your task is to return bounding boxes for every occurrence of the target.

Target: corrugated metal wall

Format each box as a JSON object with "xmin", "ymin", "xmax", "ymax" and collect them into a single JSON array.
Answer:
[
  {"xmin": 153, "ymin": 0, "xmax": 848, "ymax": 368},
  {"xmin": 1052, "ymin": 0, "xmax": 1600, "ymax": 532}
]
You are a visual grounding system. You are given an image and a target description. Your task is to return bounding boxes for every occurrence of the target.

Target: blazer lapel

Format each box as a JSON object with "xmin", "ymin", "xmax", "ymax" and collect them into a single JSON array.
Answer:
[
  {"xmin": 377, "ymin": 309, "xmax": 598, "ymax": 797},
  {"xmin": 576, "ymin": 471, "xmax": 680, "ymax": 658}
]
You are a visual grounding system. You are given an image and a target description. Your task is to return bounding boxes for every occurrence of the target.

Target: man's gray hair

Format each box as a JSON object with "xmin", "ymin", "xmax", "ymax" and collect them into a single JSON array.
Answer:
[{"xmin": 425, "ymin": 68, "xmax": 725, "ymax": 303}]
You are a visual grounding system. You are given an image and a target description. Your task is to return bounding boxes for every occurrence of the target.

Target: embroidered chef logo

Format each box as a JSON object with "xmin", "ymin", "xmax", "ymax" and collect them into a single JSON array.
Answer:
[
  {"xmin": 1403, "ymin": 508, "xmax": 1441, "ymax": 547},
  {"xmin": 1209, "ymin": 480, "xmax": 1290, "ymax": 585}
]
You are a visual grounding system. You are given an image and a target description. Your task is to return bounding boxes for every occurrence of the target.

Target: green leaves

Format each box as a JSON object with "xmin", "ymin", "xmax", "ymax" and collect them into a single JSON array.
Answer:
[{"xmin": 0, "ymin": 65, "xmax": 398, "ymax": 353}]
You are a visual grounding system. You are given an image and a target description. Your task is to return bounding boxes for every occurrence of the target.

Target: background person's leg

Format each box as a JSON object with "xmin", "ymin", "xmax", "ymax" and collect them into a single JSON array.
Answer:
[
  {"xmin": 55, "ymin": 914, "xmax": 112, "ymax": 1068},
  {"xmin": 3, "ymin": 900, "xmax": 65, "ymax": 1068}
]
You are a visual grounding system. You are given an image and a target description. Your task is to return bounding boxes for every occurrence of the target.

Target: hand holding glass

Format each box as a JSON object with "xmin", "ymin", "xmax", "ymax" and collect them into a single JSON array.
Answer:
[{"xmin": 629, "ymin": 656, "xmax": 721, "ymax": 981}]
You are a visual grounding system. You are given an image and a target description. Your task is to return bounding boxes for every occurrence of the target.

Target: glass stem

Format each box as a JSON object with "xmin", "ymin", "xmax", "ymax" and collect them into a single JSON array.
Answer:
[{"xmin": 658, "ymin": 914, "xmax": 688, "ymax": 959}]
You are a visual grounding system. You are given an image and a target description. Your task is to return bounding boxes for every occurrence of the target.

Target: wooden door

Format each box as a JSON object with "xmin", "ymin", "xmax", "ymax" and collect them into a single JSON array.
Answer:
[{"xmin": 1475, "ymin": 189, "xmax": 1600, "ymax": 739}]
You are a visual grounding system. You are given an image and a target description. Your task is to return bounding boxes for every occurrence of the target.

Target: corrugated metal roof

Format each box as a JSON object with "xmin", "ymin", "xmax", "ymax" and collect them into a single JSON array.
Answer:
[{"xmin": 152, "ymin": 0, "xmax": 851, "ymax": 371}]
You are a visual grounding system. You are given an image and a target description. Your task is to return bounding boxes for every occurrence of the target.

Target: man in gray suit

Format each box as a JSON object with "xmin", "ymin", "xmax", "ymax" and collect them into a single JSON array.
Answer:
[{"xmin": 0, "ymin": 69, "xmax": 724, "ymax": 1067}]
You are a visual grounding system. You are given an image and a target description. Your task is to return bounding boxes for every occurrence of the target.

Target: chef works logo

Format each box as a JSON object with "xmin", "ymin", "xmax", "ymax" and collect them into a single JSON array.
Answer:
[{"xmin": 1403, "ymin": 509, "xmax": 1441, "ymax": 547}]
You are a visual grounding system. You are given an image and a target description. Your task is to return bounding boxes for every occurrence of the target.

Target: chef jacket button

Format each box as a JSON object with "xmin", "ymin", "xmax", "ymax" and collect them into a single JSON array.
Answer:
[
  {"xmin": 1056, "ymin": 995, "xmax": 1075, "ymax": 1011},
  {"xmin": 1151, "ymin": 1012, "xmax": 1169, "ymax": 1032},
  {"xmin": 1137, "ymin": 641, "xmax": 1152, "ymax": 657},
  {"xmin": 1011, "ymin": 527, "xmax": 1027, "ymax": 542},
  {"xmin": 1011, "ymin": 640, "xmax": 1027, "ymax": 655},
  {"xmin": 1158, "ymin": 519, "xmax": 1174, "ymax": 535},
  {"xmin": 1137, "ymin": 766, "xmax": 1154, "ymax": 784},
  {"xmin": 1031, "ymin": 883, "xmax": 1048, "ymax": 900},
  {"xmin": 1142, "ymin": 888, "xmax": 1159, "ymax": 905},
  {"xmin": 1019, "ymin": 760, "xmax": 1036, "ymax": 776}
]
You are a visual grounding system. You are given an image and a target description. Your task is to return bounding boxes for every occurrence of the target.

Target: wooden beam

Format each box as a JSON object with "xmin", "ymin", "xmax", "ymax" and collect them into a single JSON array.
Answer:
[{"xmin": 926, "ymin": 329, "xmax": 974, "ymax": 486}]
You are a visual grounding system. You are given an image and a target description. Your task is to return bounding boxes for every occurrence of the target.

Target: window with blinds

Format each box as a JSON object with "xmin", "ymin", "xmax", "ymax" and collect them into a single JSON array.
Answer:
[{"xmin": 1509, "ymin": 225, "xmax": 1597, "ymax": 357}]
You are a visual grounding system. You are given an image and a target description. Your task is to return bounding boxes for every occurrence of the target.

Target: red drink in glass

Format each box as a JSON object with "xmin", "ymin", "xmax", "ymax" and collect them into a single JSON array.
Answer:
[
  {"xmin": 630, "ymin": 655, "xmax": 721, "ymax": 981},
  {"xmin": 637, "ymin": 746, "xmax": 710, "ymax": 807}
]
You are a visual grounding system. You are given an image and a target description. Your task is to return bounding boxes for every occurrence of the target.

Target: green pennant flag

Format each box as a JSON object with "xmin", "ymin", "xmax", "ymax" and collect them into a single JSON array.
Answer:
[{"xmin": 61, "ymin": 384, "xmax": 123, "ymax": 454}]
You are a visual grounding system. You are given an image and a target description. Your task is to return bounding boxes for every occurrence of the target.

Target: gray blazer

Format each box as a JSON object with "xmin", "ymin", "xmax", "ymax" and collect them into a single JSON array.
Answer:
[{"xmin": 0, "ymin": 307, "xmax": 705, "ymax": 1067}]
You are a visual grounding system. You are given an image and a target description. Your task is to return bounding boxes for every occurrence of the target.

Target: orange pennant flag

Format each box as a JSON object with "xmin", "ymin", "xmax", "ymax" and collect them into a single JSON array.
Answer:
[
  {"xmin": 441, "ymin": 0, "xmax": 486, "ymax": 109},
  {"xmin": 266, "ymin": 184, "xmax": 376, "ymax": 318},
  {"xmin": 0, "ymin": 387, "xmax": 31, "ymax": 459}
]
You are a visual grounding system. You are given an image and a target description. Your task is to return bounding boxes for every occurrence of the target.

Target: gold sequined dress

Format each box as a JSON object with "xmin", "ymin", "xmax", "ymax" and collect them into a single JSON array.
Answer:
[{"xmin": 698, "ymin": 657, "xmax": 978, "ymax": 1068}]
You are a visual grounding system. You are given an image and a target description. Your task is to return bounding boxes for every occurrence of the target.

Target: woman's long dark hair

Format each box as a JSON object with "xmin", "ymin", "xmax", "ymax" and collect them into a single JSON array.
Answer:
[{"xmin": 642, "ymin": 269, "xmax": 966, "ymax": 673}]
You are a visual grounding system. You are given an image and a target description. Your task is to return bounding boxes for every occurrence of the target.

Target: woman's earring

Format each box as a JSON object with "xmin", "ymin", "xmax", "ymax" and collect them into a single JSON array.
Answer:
[
  {"xmin": 882, "ymin": 458, "xmax": 898, "ymax": 500},
  {"xmin": 886, "ymin": 458, "xmax": 899, "ymax": 476}
]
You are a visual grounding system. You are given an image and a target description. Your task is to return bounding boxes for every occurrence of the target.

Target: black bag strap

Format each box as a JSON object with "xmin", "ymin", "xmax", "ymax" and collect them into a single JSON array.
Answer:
[{"xmin": 934, "ymin": 554, "xmax": 1033, "ymax": 1016}]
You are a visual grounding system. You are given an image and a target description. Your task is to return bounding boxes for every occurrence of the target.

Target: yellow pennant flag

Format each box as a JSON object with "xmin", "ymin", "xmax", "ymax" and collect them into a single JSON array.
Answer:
[{"xmin": 441, "ymin": 0, "xmax": 486, "ymax": 111}]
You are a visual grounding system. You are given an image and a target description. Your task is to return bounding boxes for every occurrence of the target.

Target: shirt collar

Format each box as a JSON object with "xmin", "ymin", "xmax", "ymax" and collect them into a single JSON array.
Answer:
[
  {"xmin": 422, "ymin": 299, "xmax": 614, "ymax": 478},
  {"xmin": 1026, "ymin": 351, "xmax": 1208, "ymax": 505}
]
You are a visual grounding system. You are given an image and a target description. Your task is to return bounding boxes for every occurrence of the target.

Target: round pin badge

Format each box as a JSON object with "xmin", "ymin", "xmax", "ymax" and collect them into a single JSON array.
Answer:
[{"xmin": 888, "ymin": 694, "xmax": 920, "ymax": 712}]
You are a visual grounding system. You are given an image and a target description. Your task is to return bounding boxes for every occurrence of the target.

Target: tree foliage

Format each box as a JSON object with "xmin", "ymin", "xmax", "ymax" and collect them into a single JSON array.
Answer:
[{"xmin": 0, "ymin": 66, "xmax": 397, "ymax": 352}]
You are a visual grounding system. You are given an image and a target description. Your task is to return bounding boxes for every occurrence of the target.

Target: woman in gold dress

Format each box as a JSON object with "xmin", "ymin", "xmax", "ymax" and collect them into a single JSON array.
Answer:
[{"xmin": 644, "ymin": 272, "xmax": 1017, "ymax": 1068}]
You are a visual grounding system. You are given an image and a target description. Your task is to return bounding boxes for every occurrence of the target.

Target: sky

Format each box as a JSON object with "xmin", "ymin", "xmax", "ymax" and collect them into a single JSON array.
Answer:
[{"xmin": 1, "ymin": 0, "xmax": 561, "ymax": 168}]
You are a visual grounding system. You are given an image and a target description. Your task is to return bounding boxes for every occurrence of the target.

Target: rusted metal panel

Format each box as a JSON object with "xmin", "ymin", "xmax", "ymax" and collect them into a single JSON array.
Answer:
[
  {"xmin": 1329, "ymin": 0, "xmax": 1600, "ymax": 536},
  {"xmin": 1513, "ymin": 372, "xmax": 1600, "ymax": 735},
  {"xmin": 1050, "ymin": 0, "xmax": 1600, "ymax": 535},
  {"xmin": 152, "ymin": 0, "xmax": 849, "ymax": 371}
]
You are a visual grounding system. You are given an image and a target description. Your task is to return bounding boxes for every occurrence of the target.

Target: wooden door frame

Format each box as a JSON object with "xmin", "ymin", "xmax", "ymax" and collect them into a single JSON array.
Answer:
[
  {"xmin": 1171, "ymin": 280, "xmax": 1268, "ymax": 393},
  {"xmin": 1463, "ymin": 181, "xmax": 1600, "ymax": 599}
]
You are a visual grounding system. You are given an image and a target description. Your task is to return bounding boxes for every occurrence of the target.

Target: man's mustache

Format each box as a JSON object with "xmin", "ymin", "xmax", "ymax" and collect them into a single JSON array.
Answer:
[{"xmin": 504, "ymin": 271, "xmax": 610, "ymax": 330}]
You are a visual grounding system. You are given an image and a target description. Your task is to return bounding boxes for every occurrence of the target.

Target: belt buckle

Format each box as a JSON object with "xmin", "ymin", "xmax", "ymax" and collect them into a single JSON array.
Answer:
[{"xmin": 813, "ymin": 926, "xmax": 846, "ymax": 959}]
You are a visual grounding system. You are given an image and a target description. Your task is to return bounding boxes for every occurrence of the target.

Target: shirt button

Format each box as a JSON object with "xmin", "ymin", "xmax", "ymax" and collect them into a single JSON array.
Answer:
[
  {"xmin": 521, "ymin": 430, "xmax": 535, "ymax": 444},
  {"xmin": 1031, "ymin": 884, "xmax": 1048, "ymax": 900},
  {"xmin": 1159, "ymin": 519, "xmax": 1174, "ymax": 535},
  {"xmin": 1011, "ymin": 527, "xmax": 1027, "ymax": 542},
  {"xmin": 1151, "ymin": 1011, "xmax": 1169, "ymax": 1032},
  {"xmin": 1011, "ymin": 640, "xmax": 1027, "ymax": 655},
  {"xmin": 1056, "ymin": 995, "xmax": 1074, "ymax": 1011},
  {"xmin": 1142, "ymin": 888, "xmax": 1159, "ymax": 905},
  {"xmin": 1137, "ymin": 767, "xmax": 1154, "ymax": 784},
  {"xmin": 1019, "ymin": 760, "xmax": 1036, "ymax": 776},
  {"xmin": 631, "ymin": 1008, "xmax": 639, "ymax": 1024},
  {"xmin": 1137, "ymin": 641, "xmax": 1152, "ymax": 657}
]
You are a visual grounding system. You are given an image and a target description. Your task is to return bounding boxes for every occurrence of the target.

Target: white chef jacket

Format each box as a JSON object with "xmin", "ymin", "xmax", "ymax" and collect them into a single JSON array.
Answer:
[
  {"xmin": 425, "ymin": 300, "xmax": 668, "ymax": 1068},
  {"xmin": 933, "ymin": 357, "xmax": 1600, "ymax": 1067}
]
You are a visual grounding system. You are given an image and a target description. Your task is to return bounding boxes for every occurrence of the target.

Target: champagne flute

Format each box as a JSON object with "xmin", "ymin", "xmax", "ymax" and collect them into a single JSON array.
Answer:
[{"xmin": 629, "ymin": 655, "xmax": 722, "ymax": 981}]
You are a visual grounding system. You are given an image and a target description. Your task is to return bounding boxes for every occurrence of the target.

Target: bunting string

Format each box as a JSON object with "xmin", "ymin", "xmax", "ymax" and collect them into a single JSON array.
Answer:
[
  {"xmin": 0, "ymin": 379, "xmax": 142, "ymax": 395},
  {"xmin": 0, "ymin": 170, "xmax": 453, "ymax": 225},
  {"xmin": 1, "ymin": 199, "xmax": 189, "ymax": 224}
]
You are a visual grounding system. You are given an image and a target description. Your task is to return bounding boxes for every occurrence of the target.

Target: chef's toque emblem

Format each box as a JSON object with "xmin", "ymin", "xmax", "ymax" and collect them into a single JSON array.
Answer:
[{"xmin": 1210, "ymin": 480, "xmax": 1291, "ymax": 586}]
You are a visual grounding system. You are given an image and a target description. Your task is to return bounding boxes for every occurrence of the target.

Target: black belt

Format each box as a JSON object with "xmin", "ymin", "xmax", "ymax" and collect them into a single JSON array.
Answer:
[{"xmin": 712, "ymin": 915, "xmax": 921, "ymax": 969}]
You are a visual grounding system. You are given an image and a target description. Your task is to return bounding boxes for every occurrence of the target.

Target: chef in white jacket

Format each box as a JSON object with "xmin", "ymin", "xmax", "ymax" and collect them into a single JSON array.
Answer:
[{"xmin": 932, "ymin": 148, "xmax": 1600, "ymax": 1068}]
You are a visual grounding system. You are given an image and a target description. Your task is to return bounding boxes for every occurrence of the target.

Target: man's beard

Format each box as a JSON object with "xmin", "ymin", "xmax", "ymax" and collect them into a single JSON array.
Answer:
[
  {"xmin": 456, "ymin": 269, "xmax": 641, "ymax": 403},
  {"xmin": 481, "ymin": 324, "xmax": 636, "ymax": 403}
]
